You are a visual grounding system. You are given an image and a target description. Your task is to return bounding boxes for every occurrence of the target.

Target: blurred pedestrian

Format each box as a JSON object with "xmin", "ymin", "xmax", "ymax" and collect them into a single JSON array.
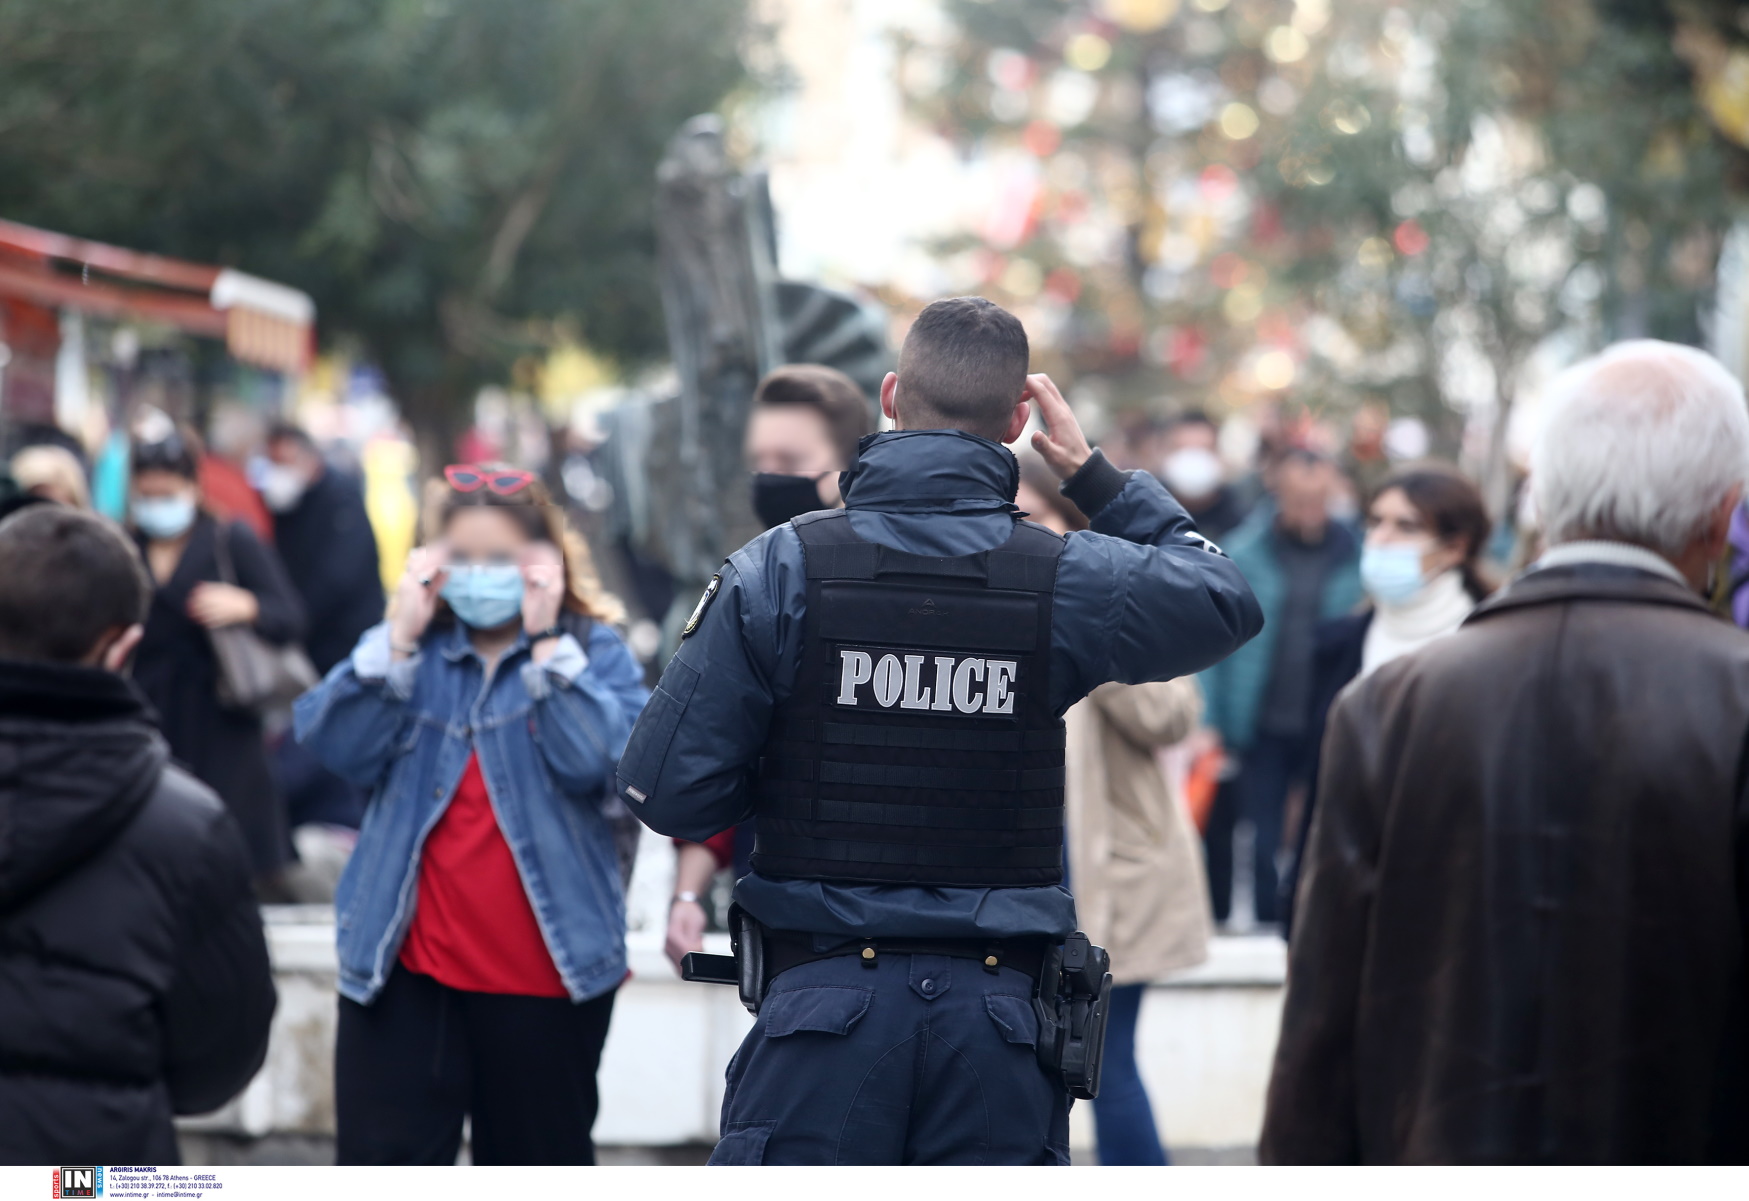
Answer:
[
  {"xmin": 666, "ymin": 364, "xmax": 874, "ymax": 971},
  {"xmin": 744, "ymin": 362, "xmax": 874, "ymax": 527},
  {"xmin": 262, "ymin": 424, "xmax": 384, "ymax": 675},
  {"xmin": 1280, "ymin": 464, "xmax": 1492, "ymax": 934},
  {"xmin": 295, "ymin": 465, "xmax": 647, "ymax": 1166},
  {"xmin": 1018, "ymin": 456, "xmax": 1212, "ymax": 1167},
  {"xmin": 1159, "ymin": 410, "xmax": 1250, "ymax": 542},
  {"xmin": 129, "ymin": 427, "xmax": 307, "ymax": 886},
  {"xmin": 263, "ymin": 423, "xmax": 385, "ymax": 842},
  {"xmin": 1198, "ymin": 450, "xmax": 1360, "ymax": 927},
  {"xmin": 10, "ymin": 443, "xmax": 90, "ymax": 509},
  {"xmin": 1263, "ymin": 341, "xmax": 1749, "ymax": 1163},
  {"xmin": 0, "ymin": 505, "xmax": 274, "ymax": 1164}
]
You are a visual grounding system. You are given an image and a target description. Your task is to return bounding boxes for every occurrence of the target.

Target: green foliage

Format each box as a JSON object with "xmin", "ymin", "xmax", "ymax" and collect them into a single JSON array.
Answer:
[{"xmin": 0, "ymin": 0, "xmax": 757, "ymax": 434}]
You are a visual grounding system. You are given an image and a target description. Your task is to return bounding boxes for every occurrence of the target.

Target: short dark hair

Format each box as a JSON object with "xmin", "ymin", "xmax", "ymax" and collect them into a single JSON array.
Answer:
[
  {"xmin": 896, "ymin": 297, "xmax": 1029, "ymax": 441},
  {"xmin": 266, "ymin": 422, "xmax": 318, "ymax": 456},
  {"xmin": 1169, "ymin": 408, "xmax": 1217, "ymax": 433},
  {"xmin": 753, "ymin": 364, "xmax": 874, "ymax": 467},
  {"xmin": 0, "ymin": 506, "xmax": 150, "ymax": 663},
  {"xmin": 132, "ymin": 423, "xmax": 201, "ymax": 480}
]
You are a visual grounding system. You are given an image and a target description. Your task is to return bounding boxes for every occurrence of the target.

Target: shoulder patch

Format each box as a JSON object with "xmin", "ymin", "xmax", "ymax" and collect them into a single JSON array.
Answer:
[{"xmin": 681, "ymin": 574, "xmax": 722, "ymax": 639}]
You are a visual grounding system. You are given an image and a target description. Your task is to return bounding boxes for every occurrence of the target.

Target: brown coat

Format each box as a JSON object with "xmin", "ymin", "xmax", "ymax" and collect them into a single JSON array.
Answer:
[
  {"xmin": 1262, "ymin": 565, "xmax": 1749, "ymax": 1164},
  {"xmin": 1065, "ymin": 677, "xmax": 1211, "ymax": 985}
]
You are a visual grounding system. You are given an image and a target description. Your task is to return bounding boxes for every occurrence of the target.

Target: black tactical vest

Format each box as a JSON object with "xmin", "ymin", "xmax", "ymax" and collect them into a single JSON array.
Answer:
[{"xmin": 750, "ymin": 508, "xmax": 1067, "ymax": 888}]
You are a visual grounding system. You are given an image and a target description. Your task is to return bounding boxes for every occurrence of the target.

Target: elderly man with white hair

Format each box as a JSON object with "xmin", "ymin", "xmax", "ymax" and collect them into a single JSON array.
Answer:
[{"xmin": 1260, "ymin": 340, "xmax": 1749, "ymax": 1164}]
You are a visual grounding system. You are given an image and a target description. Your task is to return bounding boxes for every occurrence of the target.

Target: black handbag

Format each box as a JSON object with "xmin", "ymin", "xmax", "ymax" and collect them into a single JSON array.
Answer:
[{"xmin": 208, "ymin": 522, "xmax": 319, "ymax": 713}]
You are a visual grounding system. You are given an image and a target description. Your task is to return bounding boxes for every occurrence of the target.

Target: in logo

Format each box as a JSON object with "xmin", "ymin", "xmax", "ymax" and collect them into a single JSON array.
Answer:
[{"xmin": 54, "ymin": 1167, "xmax": 100, "ymax": 1199}]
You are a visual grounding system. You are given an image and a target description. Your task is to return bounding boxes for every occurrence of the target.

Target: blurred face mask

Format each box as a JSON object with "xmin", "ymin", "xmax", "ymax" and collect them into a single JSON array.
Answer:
[
  {"xmin": 751, "ymin": 472, "xmax": 826, "ymax": 531},
  {"xmin": 1162, "ymin": 447, "xmax": 1223, "ymax": 499},
  {"xmin": 1360, "ymin": 542, "xmax": 1430, "ymax": 606},
  {"xmin": 132, "ymin": 493, "xmax": 196, "ymax": 541},
  {"xmin": 441, "ymin": 564, "xmax": 525, "ymax": 629},
  {"xmin": 259, "ymin": 462, "xmax": 311, "ymax": 513}
]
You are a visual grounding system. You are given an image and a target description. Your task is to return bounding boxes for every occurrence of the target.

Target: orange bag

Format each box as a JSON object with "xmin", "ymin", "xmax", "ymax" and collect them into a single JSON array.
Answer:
[{"xmin": 1184, "ymin": 744, "xmax": 1225, "ymax": 835}]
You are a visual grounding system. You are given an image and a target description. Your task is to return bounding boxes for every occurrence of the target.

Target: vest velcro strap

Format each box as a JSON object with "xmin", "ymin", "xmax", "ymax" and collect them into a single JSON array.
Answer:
[
  {"xmin": 986, "ymin": 550, "xmax": 1061, "ymax": 592},
  {"xmin": 824, "ymin": 722, "xmax": 1064, "ymax": 753},
  {"xmin": 804, "ymin": 541, "xmax": 878, "ymax": 579},
  {"xmin": 754, "ymin": 831, "xmax": 1065, "ymax": 868},
  {"xmin": 768, "ymin": 719, "xmax": 1067, "ymax": 754},
  {"xmin": 817, "ymin": 761, "xmax": 1065, "ymax": 792},
  {"xmin": 872, "ymin": 548, "xmax": 987, "ymax": 579},
  {"xmin": 763, "ymin": 797, "xmax": 1065, "ymax": 831}
]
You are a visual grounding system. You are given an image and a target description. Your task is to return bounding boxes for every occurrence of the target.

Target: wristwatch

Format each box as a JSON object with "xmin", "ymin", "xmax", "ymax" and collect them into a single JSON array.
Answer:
[
  {"xmin": 672, "ymin": 891, "xmax": 702, "ymax": 907},
  {"xmin": 528, "ymin": 625, "xmax": 565, "ymax": 644}
]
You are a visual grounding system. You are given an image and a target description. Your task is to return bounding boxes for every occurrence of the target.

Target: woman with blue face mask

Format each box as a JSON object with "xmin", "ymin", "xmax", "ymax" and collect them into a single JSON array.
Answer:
[
  {"xmin": 1279, "ymin": 463, "xmax": 1493, "ymax": 936},
  {"xmin": 129, "ymin": 425, "xmax": 307, "ymax": 886},
  {"xmin": 294, "ymin": 464, "xmax": 648, "ymax": 1166}
]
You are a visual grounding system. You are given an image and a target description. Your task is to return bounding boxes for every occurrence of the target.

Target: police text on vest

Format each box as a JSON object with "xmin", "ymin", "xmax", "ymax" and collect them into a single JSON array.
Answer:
[{"xmin": 835, "ymin": 649, "xmax": 1017, "ymax": 715}]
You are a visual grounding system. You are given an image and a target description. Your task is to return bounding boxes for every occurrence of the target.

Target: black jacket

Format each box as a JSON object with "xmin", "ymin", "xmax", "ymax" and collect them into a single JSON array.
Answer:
[
  {"xmin": 1263, "ymin": 567, "xmax": 1749, "ymax": 1163},
  {"xmin": 134, "ymin": 515, "xmax": 305, "ymax": 875},
  {"xmin": 0, "ymin": 661, "xmax": 276, "ymax": 1165},
  {"xmin": 271, "ymin": 468, "xmax": 383, "ymax": 676},
  {"xmin": 1278, "ymin": 609, "xmax": 1372, "ymax": 936}
]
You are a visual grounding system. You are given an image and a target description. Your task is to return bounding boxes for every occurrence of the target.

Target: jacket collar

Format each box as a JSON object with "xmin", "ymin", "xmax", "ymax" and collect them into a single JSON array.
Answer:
[
  {"xmin": 1469, "ymin": 563, "xmax": 1710, "ymax": 625},
  {"xmin": 440, "ymin": 619, "xmax": 531, "ymax": 663},
  {"xmin": 838, "ymin": 430, "xmax": 1020, "ymax": 516},
  {"xmin": 0, "ymin": 659, "xmax": 152, "ymax": 724}
]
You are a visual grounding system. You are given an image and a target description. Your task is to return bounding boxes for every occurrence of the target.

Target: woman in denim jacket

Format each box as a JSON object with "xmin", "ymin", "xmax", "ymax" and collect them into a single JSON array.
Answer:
[{"xmin": 294, "ymin": 466, "xmax": 648, "ymax": 1166}]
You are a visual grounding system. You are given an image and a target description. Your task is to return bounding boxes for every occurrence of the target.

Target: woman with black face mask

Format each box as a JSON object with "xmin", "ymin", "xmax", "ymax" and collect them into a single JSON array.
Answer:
[{"xmin": 664, "ymin": 364, "xmax": 876, "ymax": 975}]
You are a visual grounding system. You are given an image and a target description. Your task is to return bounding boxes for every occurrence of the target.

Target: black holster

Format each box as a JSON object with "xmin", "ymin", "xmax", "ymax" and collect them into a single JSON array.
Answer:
[
  {"xmin": 1032, "ymin": 932, "xmax": 1113, "ymax": 1100},
  {"xmin": 678, "ymin": 906, "xmax": 768, "ymax": 1015}
]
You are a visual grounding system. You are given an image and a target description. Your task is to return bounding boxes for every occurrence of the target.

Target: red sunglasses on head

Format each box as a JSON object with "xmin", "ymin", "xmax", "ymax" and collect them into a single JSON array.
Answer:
[{"xmin": 444, "ymin": 464, "xmax": 536, "ymax": 496}]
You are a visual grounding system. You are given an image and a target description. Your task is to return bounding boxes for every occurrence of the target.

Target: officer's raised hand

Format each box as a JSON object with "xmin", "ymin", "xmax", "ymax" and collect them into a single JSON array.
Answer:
[{"xmin": 1024, "ymin": 374, "xmax": 1093, "ymax": 479}]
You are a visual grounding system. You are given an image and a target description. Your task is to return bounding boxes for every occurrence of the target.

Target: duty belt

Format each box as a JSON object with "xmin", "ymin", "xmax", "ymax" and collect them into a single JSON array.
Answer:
[{"xmin": 681, "ymin": 906, "xmax": 1113, "ymax": 1100}]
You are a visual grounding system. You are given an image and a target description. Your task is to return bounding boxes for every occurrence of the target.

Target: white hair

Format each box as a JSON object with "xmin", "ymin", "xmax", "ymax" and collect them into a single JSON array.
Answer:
[{"xmin": 1531, "ymin": 340, "xmax": 1749, "ymax": 556}]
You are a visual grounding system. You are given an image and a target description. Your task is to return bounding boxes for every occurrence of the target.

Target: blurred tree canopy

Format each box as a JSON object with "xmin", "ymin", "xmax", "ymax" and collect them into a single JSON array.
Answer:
[
  {"xmin": 915, "ymin": 0, "xmax": 1748, "ymax": 505},
  {"xmin": 0, "ymin": 0, "xmax": 757, "ymax": 447}
]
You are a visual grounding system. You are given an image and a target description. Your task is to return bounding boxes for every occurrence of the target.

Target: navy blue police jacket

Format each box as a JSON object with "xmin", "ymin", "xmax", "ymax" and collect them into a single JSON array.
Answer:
[{"xmin": 618, "ymin": 429, "xmax": 1263, "ymax": 943}]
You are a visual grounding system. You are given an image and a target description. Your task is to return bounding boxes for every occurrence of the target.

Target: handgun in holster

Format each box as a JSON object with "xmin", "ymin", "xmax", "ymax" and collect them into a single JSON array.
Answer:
[
  {"xmin": 680, "ymin": 905, "xmax": 767, "ymax": 1014},
  {"xmin": 1033, "ymin": 932, "xmax": 1114, "ymax": 1101}
]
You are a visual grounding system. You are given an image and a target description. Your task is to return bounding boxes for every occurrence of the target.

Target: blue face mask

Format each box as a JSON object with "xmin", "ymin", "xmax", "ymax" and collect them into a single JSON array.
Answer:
[
  {"xmin": 1360, "ymin": 542, "xmax": 1430, "ymax": 606},
  {"xmin": 442, "ymin": 564, "xmax": 525, "ymax": 629},
  {"xmin": 132, "ymin": 494, "xmax": 196, "ymax": 541}
]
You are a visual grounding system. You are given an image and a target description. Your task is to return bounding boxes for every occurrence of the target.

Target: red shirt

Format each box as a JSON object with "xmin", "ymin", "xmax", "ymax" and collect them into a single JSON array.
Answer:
[{"xmin": 399, "ymin": 752, "xmax": 568, "ymax": 997}]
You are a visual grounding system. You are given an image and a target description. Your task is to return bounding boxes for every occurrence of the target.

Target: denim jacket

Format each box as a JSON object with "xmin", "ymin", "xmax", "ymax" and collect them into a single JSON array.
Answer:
[{"xmin": 294, "ymin": 618, "xmax": 649, "ymax": 1004}]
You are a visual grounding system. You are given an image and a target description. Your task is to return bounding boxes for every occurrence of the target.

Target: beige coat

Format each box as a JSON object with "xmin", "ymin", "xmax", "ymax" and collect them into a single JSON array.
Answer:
[{"xmin": 1064, "ymin": 677, "xmax": 1212, "ymax": 985}]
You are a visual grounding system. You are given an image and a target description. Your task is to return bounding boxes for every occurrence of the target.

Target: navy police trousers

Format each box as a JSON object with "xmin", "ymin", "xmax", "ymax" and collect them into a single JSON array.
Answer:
[{"xmin": 709, "ymin": 951, "xmax": 1072, "ymax": 1165}]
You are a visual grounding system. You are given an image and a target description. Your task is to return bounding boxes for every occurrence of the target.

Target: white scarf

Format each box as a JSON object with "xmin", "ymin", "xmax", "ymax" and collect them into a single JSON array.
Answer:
[{"xmin": 1361, "ymin": 568, "xmax": 1475, "ymax": 677}]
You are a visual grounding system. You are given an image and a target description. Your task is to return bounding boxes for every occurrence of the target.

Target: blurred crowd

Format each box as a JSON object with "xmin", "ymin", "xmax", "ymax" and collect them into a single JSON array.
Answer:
[{"xmin": 6, "ymin": 330, "xmax": 1749, "ymax": 1165}]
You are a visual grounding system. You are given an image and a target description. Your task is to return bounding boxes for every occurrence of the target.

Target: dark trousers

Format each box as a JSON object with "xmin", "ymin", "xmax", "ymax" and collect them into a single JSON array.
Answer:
[
  {"xmin": 711, "ymin": 953, "xmax": 1071, "ymax": 1165},
  {"xmin": 1090, "ymin": 983, "xmax": 1167, "ymax": 1165},
  {"xmin": 1204, "ymin": 733, "xmax": 1308, "ymax": 925},
  {"xmin": 336, "ymin": 965, "xmax": 617, "ymax": 1165}
]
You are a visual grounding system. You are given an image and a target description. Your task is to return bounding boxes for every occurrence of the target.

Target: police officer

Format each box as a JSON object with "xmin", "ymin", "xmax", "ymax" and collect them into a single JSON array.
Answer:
[{"xmin": 618, "ymin": 297, "xmax": 1263, "ymax": 1165}]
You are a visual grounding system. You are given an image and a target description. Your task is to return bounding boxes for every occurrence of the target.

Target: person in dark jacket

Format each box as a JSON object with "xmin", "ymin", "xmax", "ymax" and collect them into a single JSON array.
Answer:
[
  {"xmin": 262, "ymin": 424, "xmax": 384, "ymax": 833},
  {"xmin": 1263, "ymin": 340, "xmax": 1749, "ymax": 1163},
  {"xmin": 0, "ymin": 505, "xmax": 275, "ymax": 1165},
  {"xmin": 1198, "ymin": 450, "xmax": 1361, "ymax": 927},
  {"xmin": 620, "ymin": 297, "xmax": 1263, "ymax": 1165},
  {"xmin": 261, "ymin": 424, "xmax": 384, "ymax": 675},
  {"xmin": 129, "ymin": 427, "xmax": 307, "ymax": 883},
  {"xmin": 1278, "ymin": 463, "xmax": 1491, "ymax": 936}
]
